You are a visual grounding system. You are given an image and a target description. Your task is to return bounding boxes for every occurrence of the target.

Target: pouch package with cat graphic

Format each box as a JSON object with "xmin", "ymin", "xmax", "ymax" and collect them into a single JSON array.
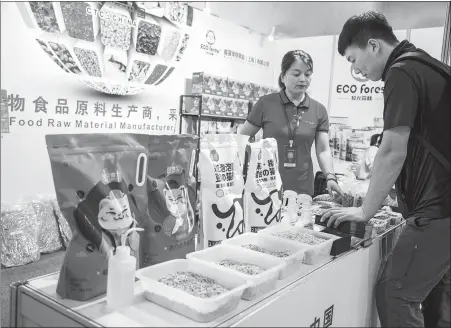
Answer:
[
  {"xmin": 138, "ymin": 135, "xmax": 198, "ymax": 267},
  {"xmin": 46, "ymin": 134, "xmax": 149, "ymax": 301},
  {"xmin": 243, "ymin": 138, "xmax": 283, "ymax": 233},
  {"xmin": 197, "ymin": 134, "xmax": 245, "ymax": 249}
]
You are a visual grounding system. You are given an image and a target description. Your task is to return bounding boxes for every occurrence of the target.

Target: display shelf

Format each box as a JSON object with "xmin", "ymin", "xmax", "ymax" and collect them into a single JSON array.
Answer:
[
  {"xmin": 178, "ymin": 94, "xmax": 251, "ymax": 136},
  {"xmin": 182, "ymin": 112, "xmax": 246, "ymax": 121}
]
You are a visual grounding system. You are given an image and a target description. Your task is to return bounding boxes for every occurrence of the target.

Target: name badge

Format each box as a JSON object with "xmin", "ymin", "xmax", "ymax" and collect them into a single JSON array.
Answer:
[{"xmin": 284, "ymin": 145, "xmax": 297, "ymax": 168}]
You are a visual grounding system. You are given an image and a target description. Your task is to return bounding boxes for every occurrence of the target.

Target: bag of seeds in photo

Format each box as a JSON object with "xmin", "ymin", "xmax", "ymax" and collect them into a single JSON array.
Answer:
[
  {"xmin": 243, "ymin": 138, "xmax": 283, "ymax": 232},
  {"xmin": 1, "ymin": 200, "xmax": 41, "ymax": 267},
  {"xmin": 46, "ymin": 134, "xmax": 149, "ymax": 301},
  {"xmin": 197, "ymin": 134, "xmax": 245, "ymax": 249},
  {"xmin": 138, "ymin": 135, "xmax": 198, "ymax": 267}
]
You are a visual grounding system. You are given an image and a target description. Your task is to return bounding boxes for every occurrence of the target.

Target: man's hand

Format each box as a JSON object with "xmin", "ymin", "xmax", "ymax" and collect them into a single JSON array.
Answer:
[{"xmin": 320, "ymin": 207, "xmax": 367, "ymax": 228}]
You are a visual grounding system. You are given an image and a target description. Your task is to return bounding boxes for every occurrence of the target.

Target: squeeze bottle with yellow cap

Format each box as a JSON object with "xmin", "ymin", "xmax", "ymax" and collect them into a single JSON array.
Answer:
[{"xmin": 106, "ymin": 227, "xmax": 143, "ymax": 310}]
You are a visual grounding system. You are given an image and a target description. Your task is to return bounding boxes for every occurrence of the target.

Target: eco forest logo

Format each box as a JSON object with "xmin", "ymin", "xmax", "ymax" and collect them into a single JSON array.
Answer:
[
  {"xmin": 335, "ymin": 67, "xmax": 384, "ymax": 101},
  {"xmin": 201, "ymin": 30, "xmax": 221, "ymax": 56}
]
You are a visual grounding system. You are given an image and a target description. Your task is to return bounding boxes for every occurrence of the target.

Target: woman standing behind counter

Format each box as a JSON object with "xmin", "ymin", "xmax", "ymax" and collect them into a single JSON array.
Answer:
[{"xmin": 240, "ymin": 50, "xmax": 343, "ymax": 197}]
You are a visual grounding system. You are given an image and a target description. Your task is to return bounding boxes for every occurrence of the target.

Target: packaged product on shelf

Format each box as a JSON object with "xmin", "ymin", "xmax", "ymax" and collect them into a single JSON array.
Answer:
[
  {"xmin": 236, "ymin": 99, "xmax": 249, "ymax": 117},
  {"xmin": 191, "ymin": 72, "xmax": 224, "ymax": 96},
  {"xmin": 28, "ymin": 1, "xmax": 65, "ymax": 34},
  {"xmin": 223, "ymin": 98, "xmax": 234, "ymax": 117},
  {"xmin": 254, "ymin": 85, "xmax": 269, "ymax": 100},
  {"xmin": 228, "ymin": 79, "xmax": 240, "ymax": 98},
  {"xmin": 242, "ymin": 82, "xmax": 254, "ymax": 101},
  {"xmin": 197, "ymin": 134, "xmax": 245, "ymax": 249},
  {"xmin": 60, "ymin": 2, "xmax": 100, "ymax": 42},
  {"xmin": 201, "ymin": 94, "xmax": 216, "ymax": 114},
  {"xmin": 1, "ymin": 200, "xmax": 40, "ymax": 268},
  {"xmin": 140, "ymin": 135, "xmax": 198, "ymax": 267},
  {"xmin": 236, "ymin": 81, "xmax": 248, "ymax": 100},
  {"xmin": 46, "ymin": 134, "xmax": 149, "ymax": 301},
  {"xmin": 73, "ymin": 40, "xmax": 104, "ymax": 78},
  {"xmin": 339, "ymin": 127, "xmax": 352, "ymax": 161},
  {"xmin": 100, "ymin": 2, "xmax": 132, "ymax": 50},
  {"xmin": 29, "ymin": 195, "xmax": 63, "ymax": 254},
  {"xmin": 243, "ymin": 138, "xmax": 282, "ymax": 232},
  {"xmin": 183, "ymin": 96, "xmax": 200, "ymax": 114}
]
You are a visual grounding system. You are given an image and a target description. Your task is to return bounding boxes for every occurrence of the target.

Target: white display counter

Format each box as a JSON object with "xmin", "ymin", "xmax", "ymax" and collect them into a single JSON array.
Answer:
[{"xmin": 9, "ymin": 223, "xmax": 402, "ymax": 327}]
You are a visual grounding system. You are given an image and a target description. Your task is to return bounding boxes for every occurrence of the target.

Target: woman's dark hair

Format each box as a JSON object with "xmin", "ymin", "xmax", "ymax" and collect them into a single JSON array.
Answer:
[
  {"xmin": 278, "ymin": 50, "xmax": 313, "ymax": 89},
  {"xmin": 370, "ymin": 133, "xmax": 383, "ymax": 146},
  {"xmin": 338, "ymin": 11, "xmax": 399, "ymax": 56}
]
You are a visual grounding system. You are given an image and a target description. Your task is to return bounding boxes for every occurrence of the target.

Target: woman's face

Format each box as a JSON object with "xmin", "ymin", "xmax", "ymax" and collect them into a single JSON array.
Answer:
[{"xmin": 282, "ymin": 58, "xmax": 312, "ymax": 96}]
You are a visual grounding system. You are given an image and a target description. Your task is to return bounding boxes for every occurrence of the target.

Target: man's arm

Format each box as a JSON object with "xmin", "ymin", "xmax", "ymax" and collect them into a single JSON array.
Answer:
[{"xmin": 361, "ymin": 126, "xmax": 410, "ymax": 220}]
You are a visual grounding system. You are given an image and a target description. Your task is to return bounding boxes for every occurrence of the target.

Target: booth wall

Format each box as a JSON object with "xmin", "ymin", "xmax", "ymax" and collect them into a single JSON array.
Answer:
[{"xmin": 0, "ymin": 2, "xmax": 275, "ymax": 203}]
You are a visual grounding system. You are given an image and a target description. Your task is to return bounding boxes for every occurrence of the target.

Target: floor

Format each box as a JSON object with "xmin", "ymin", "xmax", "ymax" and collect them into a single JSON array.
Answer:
[{"xmin": 1, "ymin": 250, "xmax": 65, "ymax": 328}]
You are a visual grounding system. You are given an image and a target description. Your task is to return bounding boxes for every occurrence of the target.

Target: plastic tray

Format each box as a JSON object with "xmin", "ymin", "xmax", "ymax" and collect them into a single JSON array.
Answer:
[
  {"xmin": 221, "ymin": 232, "xmax": 310, "ymax": 279},
  {"xmin": 187, "ymin": 244, "xmax": 284, "ymax": 300},
  {"xmin": 258, "ymin": 223, "xmax": 341, "ymax": 264},
  {"xmin": 136, "ymin": 259, "xmax": 249, "ymax": 322}
]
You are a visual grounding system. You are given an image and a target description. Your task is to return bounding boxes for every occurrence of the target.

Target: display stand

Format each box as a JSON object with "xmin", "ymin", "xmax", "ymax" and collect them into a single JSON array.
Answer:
[
  {"xmin": 178, "ymin": 95, "xmax": 250, "ymax": 136},
  {"xmin": 10, "ymin": 223, "xmax": 403, "ymax": 327}
]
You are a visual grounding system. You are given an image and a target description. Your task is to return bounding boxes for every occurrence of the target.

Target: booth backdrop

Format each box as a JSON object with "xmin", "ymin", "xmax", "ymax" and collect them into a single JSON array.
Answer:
[{"xmin": 0, "ymin": 2, "xmax": 445, "ymax": 203}]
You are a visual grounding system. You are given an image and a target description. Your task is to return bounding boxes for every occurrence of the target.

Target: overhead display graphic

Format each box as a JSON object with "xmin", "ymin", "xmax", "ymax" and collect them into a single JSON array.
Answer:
[{"xmin": 16, "ymin": 1, "xmax": 193, "ymax": 95}]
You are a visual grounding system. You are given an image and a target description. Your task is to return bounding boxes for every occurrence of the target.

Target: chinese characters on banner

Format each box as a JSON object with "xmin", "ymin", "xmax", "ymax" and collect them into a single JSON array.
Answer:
[
  {"xmin": 214, "ymin": 163, "xmax": 235, "ymax": 189},
  {"xmin": 223, "ymin": 49, "xmax": 270, "ymax": 68},
  {"xmin": 1, "ymin": 89, "xmax": 177, "ymax": 133},
  {"xmin": 310, "ymin": 305, "xmax": 334, "ymax": 328}
]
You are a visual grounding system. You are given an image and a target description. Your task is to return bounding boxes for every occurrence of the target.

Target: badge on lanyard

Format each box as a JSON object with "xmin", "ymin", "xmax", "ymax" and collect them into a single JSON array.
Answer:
[
  {"xmin": 284, "ymin": 142, "xmax": 297, "ymax": 168},
  {"xmin": 282, "ymin": 104, "xmax": 301, "ymax": 168}
]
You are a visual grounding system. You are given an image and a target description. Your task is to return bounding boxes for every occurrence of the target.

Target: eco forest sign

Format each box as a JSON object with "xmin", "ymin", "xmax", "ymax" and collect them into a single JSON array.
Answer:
[
  {"xmin": 0, "ymin": 89, "xmax": 177, "ymax": 135},
  {"xmin": 335, "ymin": 67, "xmax": 385, "ymax": 102},
  {"xmin": 200, "ymin": 30, "xmax": 270, "ymax": 68}
]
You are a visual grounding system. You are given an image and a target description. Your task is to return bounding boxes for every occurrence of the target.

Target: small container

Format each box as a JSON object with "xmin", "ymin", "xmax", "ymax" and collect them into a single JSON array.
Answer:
[
  {"xmin": 221, "ymin": 232, "xmax": 310, "ymax": 279},
  {"xmin": 187, "ymin": 244, "xmax": 284, "ymax": 300},
  {"xmin": 259, "ymin": 224, "xmax": 340, "ymax": 265},
  {"xmin": 136, "ymin": 259, "xmax": 248, "ymax": 322},
  {"xmin": 107, "ymin": 227, "xmax": 144, "ymax": 310}
]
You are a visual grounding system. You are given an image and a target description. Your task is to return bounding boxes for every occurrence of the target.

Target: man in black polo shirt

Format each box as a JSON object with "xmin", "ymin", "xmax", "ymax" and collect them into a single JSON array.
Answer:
[{"xmin": 320, "ymin": 11, "xmax": 450, "ymax": 328}]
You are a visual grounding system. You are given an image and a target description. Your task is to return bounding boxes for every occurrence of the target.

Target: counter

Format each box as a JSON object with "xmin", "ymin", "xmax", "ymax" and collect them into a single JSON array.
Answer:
[{"xmin": 9, "ymin": 222, "xmax": 403, "ymax": 327}]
